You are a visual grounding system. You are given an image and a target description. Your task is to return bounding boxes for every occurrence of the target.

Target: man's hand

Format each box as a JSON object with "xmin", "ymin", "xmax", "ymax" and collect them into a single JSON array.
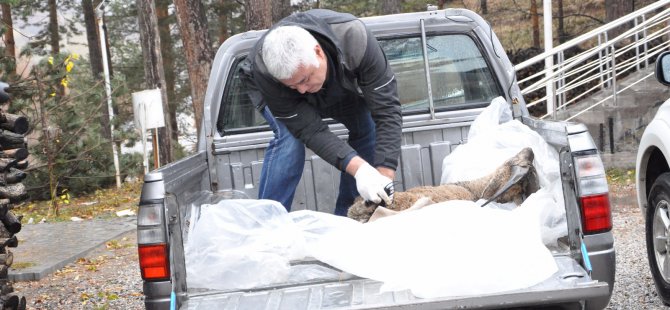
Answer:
[{"xmin": 354, "ymin": 162, "xmax": 393, "ymax": 205}]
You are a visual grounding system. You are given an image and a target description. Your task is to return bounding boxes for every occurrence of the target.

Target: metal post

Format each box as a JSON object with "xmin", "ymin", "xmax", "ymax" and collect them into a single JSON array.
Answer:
[
  {"xmin": 420, "ymin": 19, "xmax": 435, "ymax": 120},
  {"xmin": 611, "ymin": 45, "xmax": 618, "ymax": 106},
  {"xmin": 643, "ymin": 15, "xmax": 648, "ymax": 68},
  {"xmin": 152, "ymin": 128, "xmax": 160, "ymax": 169},
  {"xmin": 96, "ymin": 1, "xmax": 121, "ymax": 188},
  {"xmin": 634, "ymin": 17, "xmax": 640, "ymax": 71},
  {"xmin": 557, "ymin": 51, "xmax": 565, "ymax": 110},
  {"xmin": 598, "ymin": 34, "xmax": 605, "ymax": 91},
  {"xmin": 598, "ymin": 123, "xmax": 605, "ymax": 152},
  {"xmin": 543, "ymin": 0, "xmax": 555, "ymax": 117},
  {"xmin": 608, "ymin": 117, "xmax": 615, "ymax": 154},
  {"xmin": 604, "ymin": 32, "xmax": 611, "ymax": 89}
]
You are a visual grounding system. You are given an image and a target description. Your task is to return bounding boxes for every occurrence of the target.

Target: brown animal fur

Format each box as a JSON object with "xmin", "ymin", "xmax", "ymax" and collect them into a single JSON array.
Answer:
[{"xmin": 347, "ymin": 147, "xmax": 540, "ymax": 223}]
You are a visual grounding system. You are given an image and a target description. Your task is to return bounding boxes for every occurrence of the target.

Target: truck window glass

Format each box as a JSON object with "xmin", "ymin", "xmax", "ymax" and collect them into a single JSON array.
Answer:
[
  {"xmin": 218, "ymin": 34, "xmax": 501, "ymax": 133},
  {"xmin": 217, "ymin": 62, "xmax": 266, "ymax": 133},
  {"xmin": 379, "ymin": 34, "xmax": 501, "ymax": 113}
]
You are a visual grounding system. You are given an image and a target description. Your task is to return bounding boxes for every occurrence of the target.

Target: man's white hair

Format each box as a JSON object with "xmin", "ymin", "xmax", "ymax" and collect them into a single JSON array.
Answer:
[{"xmin": 262, "ymin": 26, "xmax": 320, "ymax": 80}]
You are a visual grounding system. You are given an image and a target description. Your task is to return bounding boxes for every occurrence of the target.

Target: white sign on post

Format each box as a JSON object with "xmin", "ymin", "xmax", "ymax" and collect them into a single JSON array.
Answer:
[
  {"xmin": 132, "ymin": 88, "xmax": 165, "ymax": 130},
  {"xmin": 132, "ymin": 88, "xmax": 165, "ymax": 173}
]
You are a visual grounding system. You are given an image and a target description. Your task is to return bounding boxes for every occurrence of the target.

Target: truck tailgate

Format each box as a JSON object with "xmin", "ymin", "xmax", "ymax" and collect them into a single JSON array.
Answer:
[{"xmin": 182, "ymin": 256, "xmax": 608, "ymax": 309}]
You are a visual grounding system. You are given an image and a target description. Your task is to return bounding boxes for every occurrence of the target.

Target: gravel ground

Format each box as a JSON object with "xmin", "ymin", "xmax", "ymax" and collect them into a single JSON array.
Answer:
[
  {"xmin": 13, "ymin": 231, "xmax": 144, "ymax": 309},
  {"xmin": 7, "ymin": 182, "xmax": 670, "ymax": 309},
  {"xmin": 606, "ymin": 183, "xmax": 669, "ymax": 309}
]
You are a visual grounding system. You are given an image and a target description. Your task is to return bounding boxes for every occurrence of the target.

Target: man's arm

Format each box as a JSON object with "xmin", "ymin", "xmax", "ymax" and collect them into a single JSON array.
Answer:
[
  {"xmin": 345, "ymin": 156, "xmax": 395, "ymax": 180},
  {"xmin": 354, "ymin": 24, "xmax": 402, "ymax": 172}
]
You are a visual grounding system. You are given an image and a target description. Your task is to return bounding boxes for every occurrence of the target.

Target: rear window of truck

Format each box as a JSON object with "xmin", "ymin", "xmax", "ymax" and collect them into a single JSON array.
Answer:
[{"xmin": 218, "ymin": 33, "xmax": 501, "ymax": 133}]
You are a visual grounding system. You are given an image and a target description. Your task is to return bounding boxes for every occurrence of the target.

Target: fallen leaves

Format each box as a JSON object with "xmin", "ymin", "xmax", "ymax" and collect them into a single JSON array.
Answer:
[
  {"xmin": 14, "ymin": 182, "xmax": 142, "ymax": 223},
  {"xmin": 76, "ymin": 255, "xmax": 109, "ymax": 272}
]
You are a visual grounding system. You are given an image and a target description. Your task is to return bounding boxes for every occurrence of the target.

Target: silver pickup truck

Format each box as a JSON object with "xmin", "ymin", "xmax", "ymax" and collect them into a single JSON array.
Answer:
[{"xmin": 137, "ymin": 7, "xmax": 616, "ymax": 310}]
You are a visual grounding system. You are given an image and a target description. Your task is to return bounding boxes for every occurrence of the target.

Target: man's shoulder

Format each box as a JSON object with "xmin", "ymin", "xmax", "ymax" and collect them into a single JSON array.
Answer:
[
  {"xmin": 296, "ymin": 9, "xmax": 358, "ymax": 24},
  {"xmin": 330, "ymin": 20, "xmax": 369, "ymax": 70}
]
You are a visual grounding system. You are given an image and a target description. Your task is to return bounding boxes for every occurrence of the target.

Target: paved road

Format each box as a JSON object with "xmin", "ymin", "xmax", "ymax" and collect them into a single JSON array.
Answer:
[{"xmin": 8, "ymin": 217, "xmax": 136, "ymax": 281}]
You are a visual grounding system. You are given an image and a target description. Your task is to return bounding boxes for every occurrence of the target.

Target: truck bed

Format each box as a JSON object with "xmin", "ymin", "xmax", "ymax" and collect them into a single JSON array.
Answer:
[{"xmin": 183, "ymin": 256, "xmax": 607, "ymax": 309}]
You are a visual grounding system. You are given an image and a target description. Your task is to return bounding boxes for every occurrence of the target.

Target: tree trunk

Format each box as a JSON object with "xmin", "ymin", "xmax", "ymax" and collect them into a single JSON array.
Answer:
[
  {"xmin": 34, "ymin": 70, "xmax": 58, "ymax": 215},
  {"xmin": 136, "ymin": 0, "xmax": 173, "ymax": 165},
  {"xmin": 103, "ymin": 14, "xmax": 114, "ymax": 77},
  {"xmin": 245, "ymin": 0, "xmax": 272, "ymax": 31},
  {"xmin": 480, "ymin": 0, "xmax": 487, "ymax": 15},
  {"xmin": 530, "ymin": 0, "xmax": 540, "ymax": 48},
  {"xmin": 605, "ymin": 0, "xmax": 634, "ymax": 39},
  {"xmin": 156, "ymin": 0, "xmax": 179, "ymax": 145},
  {"xmin": 272, "ymin": 0, "xmax": 291, "ymax": 23},
  {"xmin": 1, "ymin": 4, "xmax": 15, "ymax": 76},
  {"xmin": 218, "ymin": 0, "xmax": 229, "ymax": 44},
  {"xmin": 82, "ymin": 0, "xmax": 103, "ymax": 78},
  {"xmin": 82, "ymin": 0, "xmax": 111, "ymax": 140},
  {"xmin": 174, "ymin": 0, "xmax": 213, "ymax": 144},
  {"xmin": 437, "ymin": 0, "xmax": 446, "ymax": 10},
  {"xmin": 380, "ymin": 0, "xmax": 401, "ymax": 15},
  {"xmin": 48, "ymin": 0, "xmax": 59, "ymax": 54},
  {"xmin": 557, "ymin": 0, "xmax": 566, "ymax": 43}
]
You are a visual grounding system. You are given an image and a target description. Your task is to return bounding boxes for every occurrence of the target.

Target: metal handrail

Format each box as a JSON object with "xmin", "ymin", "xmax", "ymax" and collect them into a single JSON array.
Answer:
[
  {"xmin": 513, "ymin": 0, "xmax": 670, "ymax": 120},
  {"xmin": 516, "ymin": 0, "xmax": 670, "ymax": 70}
]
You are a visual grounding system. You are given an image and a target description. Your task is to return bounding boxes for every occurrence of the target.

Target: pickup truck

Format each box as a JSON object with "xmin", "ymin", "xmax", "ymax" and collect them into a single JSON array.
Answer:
[{"xmin": 137, "ymin": 7, "xmax": 616, "ymax": 310}]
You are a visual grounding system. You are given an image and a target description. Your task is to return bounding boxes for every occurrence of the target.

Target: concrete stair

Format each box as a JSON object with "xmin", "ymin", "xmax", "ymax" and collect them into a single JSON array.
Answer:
[{"xmin": 551, "ymin": 65, "xmax": 670, "ymax": 154}]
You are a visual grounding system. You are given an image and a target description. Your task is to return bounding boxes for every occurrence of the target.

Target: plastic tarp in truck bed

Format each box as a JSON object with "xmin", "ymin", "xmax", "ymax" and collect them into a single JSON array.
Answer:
[{"xmin": 182, "ymin": 98, "xmax": 609, "ymax": 309}]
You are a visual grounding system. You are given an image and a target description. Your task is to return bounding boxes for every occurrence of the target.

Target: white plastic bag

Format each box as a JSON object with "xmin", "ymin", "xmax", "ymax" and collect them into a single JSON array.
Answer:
[
  {"xmin": 185, "ymin": 199, "xmax": 306, "ymax": 290},
  {"xmin": 439, "ymin": 96, "xmax": 566, "ymax": 246},
  {"xmin": 441, "ymin": 96, "xmax": 559, "ymax": 189}
]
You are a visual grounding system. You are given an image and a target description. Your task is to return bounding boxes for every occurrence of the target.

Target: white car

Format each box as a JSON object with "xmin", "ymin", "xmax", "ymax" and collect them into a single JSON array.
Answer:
[{"xmin": 636, "ymin": 50, "xmax": 670, "ymax": 305}]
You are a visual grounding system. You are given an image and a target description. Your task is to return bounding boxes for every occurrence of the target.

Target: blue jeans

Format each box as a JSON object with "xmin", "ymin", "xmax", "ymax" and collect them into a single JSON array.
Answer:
[{"xmin": 258, "ymin": 104, "xmax": 375, "ymax": 216}]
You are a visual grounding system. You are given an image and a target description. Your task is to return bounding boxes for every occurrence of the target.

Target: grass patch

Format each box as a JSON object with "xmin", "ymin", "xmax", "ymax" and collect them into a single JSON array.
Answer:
[
  {"xmin": 13, "ymin": 182, "xmax": 142, "ymax": 223},
  {"xmin": 606, "ymin": 168, "xmax": 635, "ymax": 186},
  {"xmin": 11, "ymin": 261, "xmax": 36, "ymax": 269}
]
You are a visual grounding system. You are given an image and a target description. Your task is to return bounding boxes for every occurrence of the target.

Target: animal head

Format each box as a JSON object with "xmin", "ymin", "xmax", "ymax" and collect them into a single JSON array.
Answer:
[
  {"xmin": 347, "ymin": 197, "xmax": 378, "ymax": 223},
  {"xmin": 482, "ymin": 147, "xmax": 540, "ymax": 204}
]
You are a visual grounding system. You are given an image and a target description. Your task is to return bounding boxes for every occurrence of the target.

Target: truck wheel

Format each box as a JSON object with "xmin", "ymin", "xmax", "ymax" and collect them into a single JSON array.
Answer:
[{"xmin": 646, "ymin": 172, "xmax": 670, "ymax": 305}]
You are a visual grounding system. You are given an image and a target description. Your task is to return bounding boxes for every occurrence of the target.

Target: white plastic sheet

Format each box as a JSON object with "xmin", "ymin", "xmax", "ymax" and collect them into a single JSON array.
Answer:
[
  {"xmin": 300, "ymin": 200, "xmax": 558, "ymax": 298},
  {"xmin": 185, "ymin": 97, "xmax": 568, "ymax": 297}
]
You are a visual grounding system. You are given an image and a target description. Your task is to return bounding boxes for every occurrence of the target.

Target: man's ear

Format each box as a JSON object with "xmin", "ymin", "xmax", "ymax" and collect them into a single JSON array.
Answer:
[{"xmin": 314, "ymin": 44, "xmax": 325, "ymax": 60}]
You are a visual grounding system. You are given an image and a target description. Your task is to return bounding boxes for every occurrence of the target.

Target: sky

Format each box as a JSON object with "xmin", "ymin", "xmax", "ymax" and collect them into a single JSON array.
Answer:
[{"xmin": 12, "ymin": 6, "xmax": 90, "ymax": 77}]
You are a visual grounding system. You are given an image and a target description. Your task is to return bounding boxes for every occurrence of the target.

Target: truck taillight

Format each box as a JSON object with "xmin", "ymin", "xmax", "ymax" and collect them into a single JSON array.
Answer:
[
  {"xmin": 139, "ymin": 244, "xmax": 170, "ymax": 280},
  {"xmin": 138, "ymin": 203, "xmax": 169, "ymax": 280},
  {"xmin": 574, "ymin": 154, "xmax": 612, "ymax": 234},
  {"xmin": 580, "ymin": 194, "xmax": 612, "ymax": 234}
]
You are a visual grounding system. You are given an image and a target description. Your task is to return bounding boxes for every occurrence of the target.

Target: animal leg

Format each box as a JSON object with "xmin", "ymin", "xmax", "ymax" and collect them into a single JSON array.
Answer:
[
  {"xmin": 368, "ymin": 197, "xmax": 435, "ymax": 223},
  {"xmin": 368, "ymin": 206, "xmax": 400, "ymax": 222},
  {"xmin": 407, "ymin": 196, "xmax": 435, "ymax": 211}
]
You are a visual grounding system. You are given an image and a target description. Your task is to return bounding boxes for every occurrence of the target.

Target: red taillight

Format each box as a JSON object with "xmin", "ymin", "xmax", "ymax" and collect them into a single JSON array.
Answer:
[
  {"xmin": 139, "ymin": 243, "xmax": 170, "ymax": 280},
  {"xmin": 580, "ymin": 194, "xmax": 612, "ymax": 234}
]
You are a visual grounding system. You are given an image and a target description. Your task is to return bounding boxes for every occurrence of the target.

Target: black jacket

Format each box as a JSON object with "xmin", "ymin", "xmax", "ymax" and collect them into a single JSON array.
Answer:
[{"xmin": 241, "ymin": 9, "xmax": 401, "ymax": 171}]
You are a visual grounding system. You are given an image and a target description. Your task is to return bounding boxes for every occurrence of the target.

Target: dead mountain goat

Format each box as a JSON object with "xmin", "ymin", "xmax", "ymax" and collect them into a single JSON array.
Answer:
[{"xmin": 347, "ymin": 147, "xmax": 540, "ymax": 223}]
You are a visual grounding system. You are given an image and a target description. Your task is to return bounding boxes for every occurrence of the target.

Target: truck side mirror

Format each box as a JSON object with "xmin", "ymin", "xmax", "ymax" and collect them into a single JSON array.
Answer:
[
  {"xmin": 0, "ymin": 82, "xmax": 10, "ymax": 104},
  {"xmin": 655, "ymin": 51, "xmax": 670, "ymax": 86}
]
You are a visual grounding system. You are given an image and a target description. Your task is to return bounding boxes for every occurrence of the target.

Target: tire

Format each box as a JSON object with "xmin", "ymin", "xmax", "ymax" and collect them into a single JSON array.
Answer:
[{"xmin": 646, "ymin": 172, "xmax": 670, "ymax": 305}]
